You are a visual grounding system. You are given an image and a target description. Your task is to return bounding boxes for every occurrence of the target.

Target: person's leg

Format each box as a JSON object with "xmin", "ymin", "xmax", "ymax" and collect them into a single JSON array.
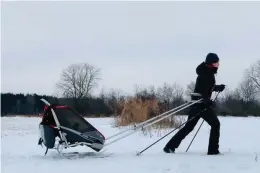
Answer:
[
  {"xmin": 164, "ymin": 106, "xmax": 201, "ymax": 152},
  {"xmin": 200, "ymin": 108, "xmax": 220, "ymax": 154}
]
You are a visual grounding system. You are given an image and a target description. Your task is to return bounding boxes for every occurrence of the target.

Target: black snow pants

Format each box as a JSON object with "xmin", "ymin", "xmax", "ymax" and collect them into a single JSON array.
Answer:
[{"xmin": 165, "ymin": 104, "xmax": 220, "ymax": 153}]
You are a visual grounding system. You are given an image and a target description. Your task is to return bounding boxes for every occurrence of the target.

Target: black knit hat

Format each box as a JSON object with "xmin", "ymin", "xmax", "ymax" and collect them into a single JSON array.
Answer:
[{"xmin": 205, "ymin": 53, "xmax": 219, "ymax": 64}]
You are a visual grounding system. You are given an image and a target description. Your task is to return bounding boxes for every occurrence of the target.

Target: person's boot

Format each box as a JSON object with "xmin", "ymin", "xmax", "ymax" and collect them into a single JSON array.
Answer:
[
  {"xmin": 163, "ymin": 147, "xmax": 175, "ymax": 153},
  {"xmin": 207, "ymin": 150, "xmax": 222, "ymax": 155}
]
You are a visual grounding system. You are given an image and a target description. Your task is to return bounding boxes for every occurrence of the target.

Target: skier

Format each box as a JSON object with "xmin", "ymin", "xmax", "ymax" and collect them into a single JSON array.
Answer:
[{"xmin": 163, "ymin": 53, "xmax": 225, "ymax": 155}]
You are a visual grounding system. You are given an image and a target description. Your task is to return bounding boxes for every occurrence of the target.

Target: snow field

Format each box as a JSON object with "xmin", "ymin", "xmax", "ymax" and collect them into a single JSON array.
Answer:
[{"xmin": 1, "ymin": 116, "xmax": 260, "ymax": 173}]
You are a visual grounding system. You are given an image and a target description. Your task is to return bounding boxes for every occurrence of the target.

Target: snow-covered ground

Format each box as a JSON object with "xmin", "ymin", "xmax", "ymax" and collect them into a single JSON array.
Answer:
[{"xmin": 1, "ymin": 116, "xmax": 260, "ymax": 173}]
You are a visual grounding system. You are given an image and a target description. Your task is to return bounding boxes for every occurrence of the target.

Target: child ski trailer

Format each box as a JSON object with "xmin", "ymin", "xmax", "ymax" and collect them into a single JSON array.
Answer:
[{"xmin": 38, "ymin": 99, "xmax": 106, "ymax": 156}]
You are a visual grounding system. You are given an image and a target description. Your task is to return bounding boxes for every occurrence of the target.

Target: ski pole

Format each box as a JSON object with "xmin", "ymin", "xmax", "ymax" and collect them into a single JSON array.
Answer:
[
  {"xmin": 185, "ymin": 119, "xmax": 204, "ymax": 152},
  {"xmin": 136, "ymin": 107, "xmax": 207, "ymax": 156},
  {"xmin": 185, "ymin": 91, "xmax": 221, "ymax": 152}
]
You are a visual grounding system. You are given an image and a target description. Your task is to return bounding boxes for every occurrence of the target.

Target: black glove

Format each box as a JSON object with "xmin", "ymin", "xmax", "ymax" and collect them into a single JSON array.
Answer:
[{"xmin": 214, "ymin": 84, "xmax": 225, "ymax": 92}]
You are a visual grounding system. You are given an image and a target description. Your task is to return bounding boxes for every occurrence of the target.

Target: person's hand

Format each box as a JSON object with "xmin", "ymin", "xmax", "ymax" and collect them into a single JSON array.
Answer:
[{"xmin": 214, "ymin": 84, "xmax": 225, "ymax": 92}]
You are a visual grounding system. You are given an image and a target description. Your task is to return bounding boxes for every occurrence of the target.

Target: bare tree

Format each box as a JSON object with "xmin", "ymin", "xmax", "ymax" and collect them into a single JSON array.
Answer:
[
  {"xmin": 219, "ymin": 87, "xmax": 244, "ymax": 116},
  {"xmin": 57, "ymin": 63, "xmax": 101, "ymax": 100},
  {"xmin": 185, "ymin": 81, "xmax": 196, "ymax": 98},
  {"xmin": 156, "ymin": 82, "xmax": 184, "ymax": 110},
  {"xmin": 134, "ymin": 84, "xmax": 156, "ymax": 100},
  {"xmin": 107, "ymin": 88, "xmax": 126, "ymax": 103},
  {"xmin": 245, "ymin": 60, "xmax": 260, "ymax": 92},
  {"xmin": 105, "ymin": 88, "xmax": 126, "ymax": 115},
  {"xmin": 221, "ymin": 87, "xmax": 241, "ymax": 101},
  {"xmin": 238, "ymin": 76, "xmax": 258, "ymax": 102}
]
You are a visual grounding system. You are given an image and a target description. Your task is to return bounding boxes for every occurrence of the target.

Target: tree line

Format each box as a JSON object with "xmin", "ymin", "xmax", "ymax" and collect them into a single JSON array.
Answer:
[{"xmin": 2, "ymin": 60, "xmax": 260, "ymax": 117}]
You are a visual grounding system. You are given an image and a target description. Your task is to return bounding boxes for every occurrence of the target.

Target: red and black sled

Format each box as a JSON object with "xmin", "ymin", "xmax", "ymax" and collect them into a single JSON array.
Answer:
[{"xmin": 38, "ymin": 98, "xmax": 106, "ymax": 155}]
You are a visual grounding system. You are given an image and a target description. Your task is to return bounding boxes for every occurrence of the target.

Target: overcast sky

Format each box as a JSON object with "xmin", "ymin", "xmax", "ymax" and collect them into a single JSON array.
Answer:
[{"xmin": 2, "ymin": 1, "xmax": 260, "ymax": 96}]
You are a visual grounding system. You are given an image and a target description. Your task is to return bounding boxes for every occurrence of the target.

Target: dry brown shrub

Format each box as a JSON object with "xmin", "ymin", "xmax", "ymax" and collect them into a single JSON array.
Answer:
[
  {"xmin": 114, "ymin": 98, "xmax": 158, "ymax": 126},
  {"xmin": 114, "ymin": 97, "xmax": 184, "ymax": 135}
]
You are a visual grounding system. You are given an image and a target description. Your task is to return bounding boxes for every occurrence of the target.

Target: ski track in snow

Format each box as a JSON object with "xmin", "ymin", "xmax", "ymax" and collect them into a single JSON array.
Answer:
[{"xmin": 1, "ymin": 116, "xmax": 260, "ymax": 173}]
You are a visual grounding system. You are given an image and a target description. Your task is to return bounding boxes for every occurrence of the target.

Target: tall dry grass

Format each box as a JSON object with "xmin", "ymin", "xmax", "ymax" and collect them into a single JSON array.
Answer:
[{"xmin": 114, "ymin": 97, "xmax": 185, "ymax": 136}]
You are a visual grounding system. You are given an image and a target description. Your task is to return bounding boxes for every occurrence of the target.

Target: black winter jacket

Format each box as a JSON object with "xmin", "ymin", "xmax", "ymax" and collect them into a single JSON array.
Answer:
[{"xmin": 193, "ymin": 62, "xmax": 218, "ymax": 102}]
